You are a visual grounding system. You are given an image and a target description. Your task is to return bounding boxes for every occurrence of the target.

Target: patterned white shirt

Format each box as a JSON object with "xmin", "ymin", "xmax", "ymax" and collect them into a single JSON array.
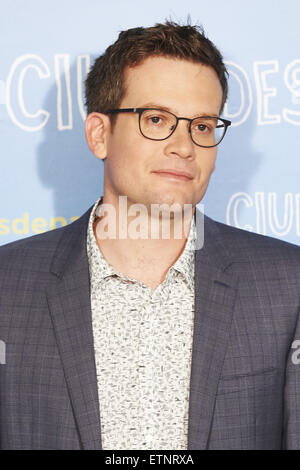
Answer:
[{"xmin": 86, "ymin": 197, "xmax": 196, "ymax": 450}]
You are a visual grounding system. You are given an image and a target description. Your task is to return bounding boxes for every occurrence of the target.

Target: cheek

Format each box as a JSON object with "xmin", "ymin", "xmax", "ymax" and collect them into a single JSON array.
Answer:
[
  {"xmin": 109, "ymin": 128, "xmax": 144, "ymax": 170},
  {"xmin": 106, "ymin": 144, "xmax": 143, "ymax": 187},
  {"xmin": 197, "ymin": 150, "xmax": 217, "ymax": 179}
]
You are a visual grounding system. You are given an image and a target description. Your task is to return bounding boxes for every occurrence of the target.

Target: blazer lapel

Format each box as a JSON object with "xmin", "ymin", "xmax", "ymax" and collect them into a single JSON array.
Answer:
[
  {"xmin": 46, "ymin": 207, "xmax": 102, "ymax": 450},
  {"xmin": 188, "ymin": 211, "xmax": 238, "ymax": 449}
]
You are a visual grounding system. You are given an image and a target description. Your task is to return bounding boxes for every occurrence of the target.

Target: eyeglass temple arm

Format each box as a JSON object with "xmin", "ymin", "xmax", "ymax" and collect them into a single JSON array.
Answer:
[{"xmin": 107, "ymin": 108, "xmax": 138, "ymax": 114}]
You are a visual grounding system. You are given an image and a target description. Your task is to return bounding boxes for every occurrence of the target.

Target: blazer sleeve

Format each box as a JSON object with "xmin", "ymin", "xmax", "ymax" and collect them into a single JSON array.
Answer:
[{"xmin": 282, "ymin": 307, "xmax": 300, "ymax": 449}]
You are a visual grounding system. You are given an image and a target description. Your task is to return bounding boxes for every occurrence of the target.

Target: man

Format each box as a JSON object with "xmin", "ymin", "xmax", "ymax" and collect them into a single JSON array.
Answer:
[{"xmin": 0, "ymin": 21, "xmax": 300, "ymax": 450}]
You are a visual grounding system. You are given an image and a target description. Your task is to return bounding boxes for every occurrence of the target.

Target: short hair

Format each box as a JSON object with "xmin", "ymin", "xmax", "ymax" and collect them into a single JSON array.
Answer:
[{"xmin": 85, "ymin": 20, "xmax": 228, "ymax": 122}]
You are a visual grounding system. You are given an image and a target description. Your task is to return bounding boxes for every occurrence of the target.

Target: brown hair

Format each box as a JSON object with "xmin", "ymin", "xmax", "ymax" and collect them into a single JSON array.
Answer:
[{"xmin": 85, "ymin": 21, "xmax": 228, "ymax": 121}]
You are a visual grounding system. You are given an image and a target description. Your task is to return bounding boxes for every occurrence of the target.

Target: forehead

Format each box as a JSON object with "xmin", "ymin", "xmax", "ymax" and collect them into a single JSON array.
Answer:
[{"xmin": 122, "ymin": 56, "xmax": 223, "ymax": 114}]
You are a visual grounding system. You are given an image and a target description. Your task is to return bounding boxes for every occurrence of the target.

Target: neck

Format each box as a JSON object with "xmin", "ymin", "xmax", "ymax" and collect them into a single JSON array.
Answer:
[{"xmin": 93, "ymin": 195, "xmax": 195, "ymax": 272}]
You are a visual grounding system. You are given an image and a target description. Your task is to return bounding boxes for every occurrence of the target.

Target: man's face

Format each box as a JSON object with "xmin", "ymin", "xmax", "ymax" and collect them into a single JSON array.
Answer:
[{"xmin": 103, "ymin": 56, "xmax": 223, "ymax": 211}]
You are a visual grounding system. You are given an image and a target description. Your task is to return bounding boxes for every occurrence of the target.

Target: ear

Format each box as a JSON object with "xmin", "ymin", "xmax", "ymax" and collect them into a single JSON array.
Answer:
[{"xmin": 84, "ymin": 112, "xmax": 111, "ymax": 160}]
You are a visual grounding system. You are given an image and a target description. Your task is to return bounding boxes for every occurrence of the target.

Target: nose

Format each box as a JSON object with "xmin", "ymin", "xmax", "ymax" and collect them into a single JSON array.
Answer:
[{"xmin": 164, "ymin": 118, "xmax": 194, "ymax": 159}]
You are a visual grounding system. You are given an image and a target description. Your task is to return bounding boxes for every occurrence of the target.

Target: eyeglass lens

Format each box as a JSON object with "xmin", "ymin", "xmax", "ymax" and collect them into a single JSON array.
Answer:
[{"xmin": 140, "ymin": 109, "xmax": 226, "ymax": 147}]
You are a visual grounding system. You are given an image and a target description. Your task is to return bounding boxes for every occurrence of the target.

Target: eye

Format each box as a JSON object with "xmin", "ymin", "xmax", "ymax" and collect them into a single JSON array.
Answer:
[
  {"xmin": 192, "ymin": 118, "xmax": 216, "ymax": 135},
  {"xmin": 146, "ymin": 113, "xmax": 167, "ymax": 125},
  {"xmin": 197, "ymin": 124, "xmax": 208, "ymax": 132},
  {"xmin": 142, "ymin": 110, "xmax": 170, "ymax": 127},
  {"xmin": 150, "ymin": 116, "xmax": 162, "ymax": 124},
  {"xmin": 194, "ymin": 123, "xmax": 211, "ymax": 134}
]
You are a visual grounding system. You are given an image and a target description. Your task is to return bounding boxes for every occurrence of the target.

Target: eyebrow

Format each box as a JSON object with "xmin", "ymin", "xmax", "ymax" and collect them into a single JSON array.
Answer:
[{"xmin": 140, "ymin": 102, "xmax": 219, "ymax": 118}]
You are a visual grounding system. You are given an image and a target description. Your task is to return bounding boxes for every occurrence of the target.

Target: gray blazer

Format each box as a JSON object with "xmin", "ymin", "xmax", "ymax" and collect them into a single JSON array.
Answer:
[{"xmin": 0, "ymin": 206, "xmax": 300, "ymax": 450}]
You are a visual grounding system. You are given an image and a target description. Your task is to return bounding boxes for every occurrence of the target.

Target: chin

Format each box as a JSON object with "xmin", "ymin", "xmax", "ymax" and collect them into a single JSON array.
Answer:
[
  {"xmin": 147, "ymin": 194, "xmax": 194, "ymax": 212},
  {"xmin": 134, "ymin": 197, "xmax": 194, "ymax": 225}
]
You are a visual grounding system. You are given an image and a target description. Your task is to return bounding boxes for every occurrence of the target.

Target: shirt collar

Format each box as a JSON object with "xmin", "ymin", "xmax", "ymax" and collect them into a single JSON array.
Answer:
[
  {"xmin": 87, "ymin": 197, "xmax": 117, "ymax": 281},
  {"xmin": 171, "ymin": 213, "xmax": 196, "ymax": 290},
  {"xmin": 87, "ymin": 197, "xmax": 195, "ymax": 289}
]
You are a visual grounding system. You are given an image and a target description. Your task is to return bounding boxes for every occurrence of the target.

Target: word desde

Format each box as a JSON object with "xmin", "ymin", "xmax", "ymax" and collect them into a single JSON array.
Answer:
[{"xmin": 0, "ymin": 214, "xmax": 79, "ymax": 236}]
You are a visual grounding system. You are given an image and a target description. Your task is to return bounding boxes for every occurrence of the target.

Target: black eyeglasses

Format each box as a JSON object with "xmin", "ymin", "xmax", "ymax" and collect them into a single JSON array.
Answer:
[{"xmin": 107, "ymin": 108, "xmax": 231, "ymax": 148}]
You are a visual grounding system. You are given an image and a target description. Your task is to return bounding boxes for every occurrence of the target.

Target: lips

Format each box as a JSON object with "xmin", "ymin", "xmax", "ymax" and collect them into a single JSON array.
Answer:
[{"xmin": 152, "ymin": 169, "xmax": 193, "ymax": 181}]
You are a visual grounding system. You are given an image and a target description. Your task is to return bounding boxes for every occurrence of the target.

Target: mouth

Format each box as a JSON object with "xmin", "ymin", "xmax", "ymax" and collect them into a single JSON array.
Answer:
[{"xmin": 152, "ymin": 170, "xmax": 193, "ymax": 181}]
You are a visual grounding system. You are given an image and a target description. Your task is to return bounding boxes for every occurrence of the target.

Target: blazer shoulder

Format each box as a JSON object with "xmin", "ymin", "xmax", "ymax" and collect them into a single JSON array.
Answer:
[
  {"xmin": 0, "ymin": 205, "xmax": 93, "ymax": 272},
  {"xmin": 213, "ymin": 217, "xmax": 299, "ymax": 248},
  {"xmin": 202, "ymin": 214, "xmax": 300, "ymax": 267}
]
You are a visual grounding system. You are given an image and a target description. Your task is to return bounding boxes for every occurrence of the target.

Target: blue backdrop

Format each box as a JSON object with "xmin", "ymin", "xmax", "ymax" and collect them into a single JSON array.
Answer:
[{"xmin": 1, "ymin": 0, "xmax": 299, "ymax": 246}]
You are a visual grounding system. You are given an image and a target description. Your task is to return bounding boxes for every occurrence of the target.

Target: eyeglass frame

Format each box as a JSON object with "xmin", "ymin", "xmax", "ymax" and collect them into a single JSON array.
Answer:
[{"xmin": 106, "ymin": 107, "xmax": 231, "ymax": 148}]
